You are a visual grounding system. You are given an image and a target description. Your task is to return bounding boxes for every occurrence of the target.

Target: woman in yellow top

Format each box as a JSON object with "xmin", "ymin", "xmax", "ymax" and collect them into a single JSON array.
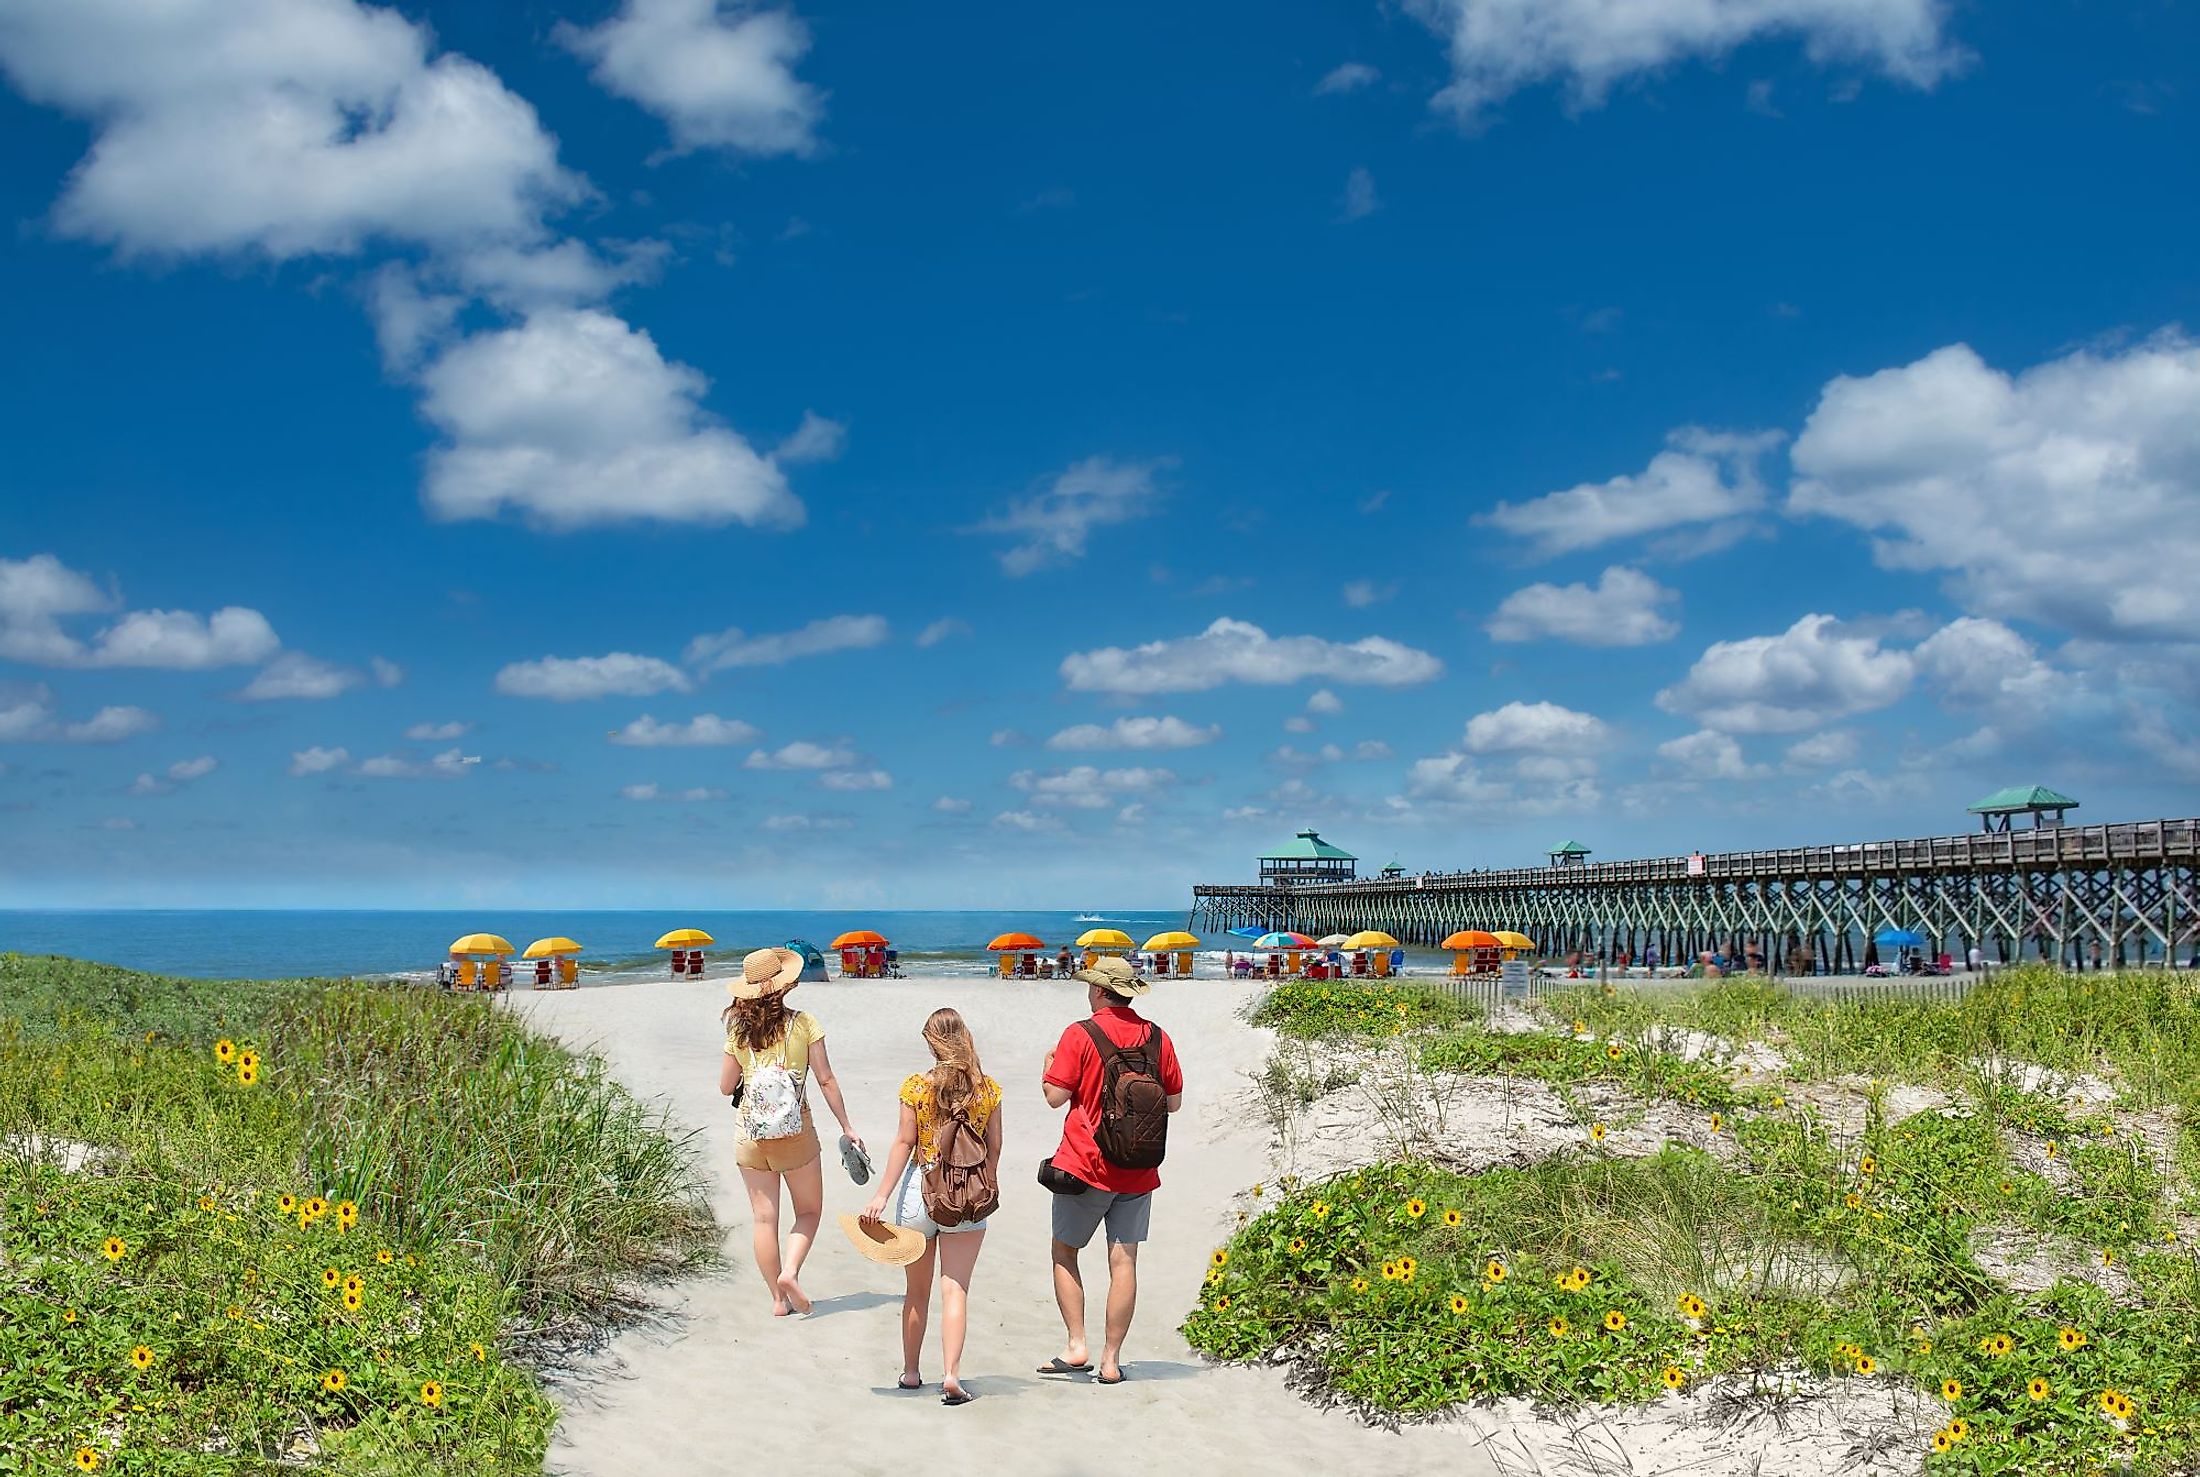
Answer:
[
  {"xmin": 720, "ymin": 947, "xmax": 864, "ymax": 1317},
  {"xmin": 861, "ymin": 1007, "xmax": 1001, "ymax": 1404}
]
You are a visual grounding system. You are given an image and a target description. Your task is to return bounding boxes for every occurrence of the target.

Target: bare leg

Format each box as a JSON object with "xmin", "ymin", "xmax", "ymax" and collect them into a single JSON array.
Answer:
[
  {"xmin": 936, "ymin": 1227, "xmax": 986, "ymax": 1397},
  {"xmin": 899, "ymin": 1238, "xmax": 937, "ymax": 1387},
  {"xmin": 776, "ymin": 1155, "xmax": 825, "ymax": 1314},
  {"xmin": 738, "ymin": 1166, "xmax": 788, "ymax": 1315},
  {"xmin": 1050, "ymin": 1238, "xmax": 1088, "ymax": 1366},
  {"xmin": 1099, "ymin": 1240, "xmax": 1139, "ymax": 1380}
]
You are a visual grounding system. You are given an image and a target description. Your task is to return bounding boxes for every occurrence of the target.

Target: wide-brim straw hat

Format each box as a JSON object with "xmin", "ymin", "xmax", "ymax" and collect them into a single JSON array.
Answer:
[
  {"xmin": 1073, "ymin": 955, "xmax": 1151, "ymax": 998},
  {"xmin": 727, "ymin": 946, "xmax": 805, "ymax": 1000},
  {"xmin": 839, "ymin": 1212, "xmax": 926, "ymax": 1266}
]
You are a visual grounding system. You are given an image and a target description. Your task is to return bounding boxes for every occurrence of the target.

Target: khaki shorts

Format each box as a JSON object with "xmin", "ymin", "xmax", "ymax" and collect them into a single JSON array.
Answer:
[{"xmin": 735, "ymin": 1121, "xmax": 821, "ymax": 1173}]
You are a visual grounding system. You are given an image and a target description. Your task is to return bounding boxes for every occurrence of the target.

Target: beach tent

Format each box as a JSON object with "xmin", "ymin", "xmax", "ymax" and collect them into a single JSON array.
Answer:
[
  {"xmin": 987, "ymin": 931, "xmax": 1046, "ymax": 979},
  {"xmin": 832, "ymin": 929, "xmax": 891, "ymax": 978},
  {"xmin": 1227, "ymin": 925, "xmax": 1266, "ymax": 940},
  {"xmin": 1141, "ymin": 930, "xmax": 1200, "ymax": 978},
  {"xmin": 448, "ymin": 933, "xmax": 514, "ymax": 992},
  {"xmin": 1442, "ymin": 929, "xmax": 1502, "ymax": 977},
  {"xmin": 521, "ymin": 936, "xmax": 583, "ymax": 990},
  {"xmin": 655, "ymin": 927, "xmax": 714, "ymax": 979},
  {"xmin": 782, "ymin": 939, "xmax": 831, "ymax": 983}
]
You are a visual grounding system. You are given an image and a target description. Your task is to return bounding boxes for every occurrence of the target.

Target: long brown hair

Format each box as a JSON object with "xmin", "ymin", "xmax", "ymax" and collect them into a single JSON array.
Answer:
[
  {"xmin": 922, "ymin": 1007, "xmax": 984, "ymax": 1118},
  {"xmin": 723, "ymin": 992, "xmax": 793, "ymax": 1053}
]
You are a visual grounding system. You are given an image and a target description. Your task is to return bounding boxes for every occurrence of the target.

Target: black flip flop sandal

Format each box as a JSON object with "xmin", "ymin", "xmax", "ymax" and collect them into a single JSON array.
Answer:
[
  {"xmin": 1035, "ymin": 1357, "xmax": 1089, "ymax": 1375},
  {"xmin": 941, "ymin": 1387, "xmax": 973, "ymax": 1406},
  {"xmin": 1095, "ymin": 1370, "xmax": 1125, "ymax": 1385}
]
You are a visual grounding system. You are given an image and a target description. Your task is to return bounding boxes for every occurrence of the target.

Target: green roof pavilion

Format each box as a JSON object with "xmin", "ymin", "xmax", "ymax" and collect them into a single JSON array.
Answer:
[
  {"xmin": 1548, "ymin": 840, "xmax": 1592, "ymax": 868},
  {"xmin": 1260, "ymin": 828, "xmax": 1358, "ymax": 884},
  {"xmin": 1379, "ymin": 858, "xmax": 1406, "ymax": 878},
  {"xmin": 1968, "ymin": 785, "xmax": 2079, "ymax": 832}
]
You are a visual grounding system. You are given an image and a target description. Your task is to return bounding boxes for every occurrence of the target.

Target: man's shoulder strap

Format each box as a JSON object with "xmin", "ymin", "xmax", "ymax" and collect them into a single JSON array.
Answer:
[{"xmin": 1079, "ymin": 1016, "xmax": 1155, "ymax": 1063}]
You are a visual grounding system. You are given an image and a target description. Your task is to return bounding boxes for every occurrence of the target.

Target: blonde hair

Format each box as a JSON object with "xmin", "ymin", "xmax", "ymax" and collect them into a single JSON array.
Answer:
[
  {"xmin": 723, "ymin": 993, "xmax": 793, "ymax": 1052},
  {"xmin": 922, "ymin": 1007, "xmax": 984, "ymax": 1118}
]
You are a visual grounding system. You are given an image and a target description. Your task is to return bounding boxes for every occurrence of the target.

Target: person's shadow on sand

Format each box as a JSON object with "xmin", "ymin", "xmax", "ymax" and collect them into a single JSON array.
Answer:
[{"xmin": 798, "ymin": 1290, "xmax": 901, "ymax": 1317}]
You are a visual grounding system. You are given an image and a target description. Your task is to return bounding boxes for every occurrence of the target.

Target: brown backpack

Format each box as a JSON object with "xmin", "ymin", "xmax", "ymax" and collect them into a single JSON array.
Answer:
[
  {"xmin": 922, "ymin": 1103, "xmax": 1000, "ymax": 1227},
  {"xmin": 1079, "ymin": 1019, "xmax": 1170, "ymax": 1169}
]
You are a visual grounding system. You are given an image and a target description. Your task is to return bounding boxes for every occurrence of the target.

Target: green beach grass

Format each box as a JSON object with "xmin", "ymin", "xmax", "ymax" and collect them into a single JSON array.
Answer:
[
  {"xmin": 0, "ymin": 954, "xmax": 716, "ymax": 1475},
  {"xmin": 1199, "ymin": 966, "xmax": 2200, "ymax": 1473}
]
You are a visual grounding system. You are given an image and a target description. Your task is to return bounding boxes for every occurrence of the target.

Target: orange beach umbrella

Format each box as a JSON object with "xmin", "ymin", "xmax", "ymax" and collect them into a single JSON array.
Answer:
[
  {"xmin": 987, "ymin": 932, "xmax": 1046, "ymax": 951},
  {"xmin": 1441, "ymin": 930, "xmax": 1501, "ymax": 950},
  {"xmin": 831, "ymin": 930, "xmax": 888, "ymax": 949}
]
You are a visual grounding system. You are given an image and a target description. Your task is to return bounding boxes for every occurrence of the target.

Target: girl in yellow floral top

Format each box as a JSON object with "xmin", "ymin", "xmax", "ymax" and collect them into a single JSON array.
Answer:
[{"xmin": 861, "ymin": 1007, "xmax": 1001, "ymax": 1404}]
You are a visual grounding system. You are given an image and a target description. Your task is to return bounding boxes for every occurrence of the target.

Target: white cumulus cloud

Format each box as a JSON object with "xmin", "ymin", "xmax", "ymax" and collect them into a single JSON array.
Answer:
[
  {"xmin": 1789, "ymin": 333, "xmax": 2200, "ymax": 641},
  {"xmin": 417, "ymin": 308, "xmax": 802, "ymax": 531},
  {"xmin": 0, "ymin": 554, "xmax": 279, "ymax": 669},
  {"xmin": 1480, "ymin": 428, "xmax": 1781, "ymax": 558},
  {"xmin": 558, "ymin": 0, "xmax": 823, "ymax": 157},
  {"xmin": 1657, "ymin": 613, "xmax": 1914, "ymax": 734},
  {"xmin": 1655, "ymin": 729, "xmax": 1769, "ymax": 780},
  {"xmin": 237, "ymin": 651, "xmax": 364, "ymax": 701},
  {"xmin": 1314, "ymin": 62, "xmax": 1381, "ymax": 95},
  {"xmin": 609, "ymin": 713, "xmax": 760, "ymax": 746},
  {"xmin": 288, "ymin": 745, "xmax": 351, "ymax": 776},
  {"xmin": 495, "ymin": 652, "xmax": 693, "ymax": 700},
  {"xmin": 979, "ymin": 456, "xmax": 1169, "ymax": 576},
  {"xmin": 406, "ymin": 721, "xmax": 472, "ymax": 741},
  {"xmin": 1463, "ymin": 700, "xmax": 1609, "ymax": 754},
  {"xmin": 1486, "ymin": 566, "xmax": 1679, "ymax": 646},
  {"xmin": 818, "ymin": 768, "xmax": 892, "ymax": 791},
  {"xmin": 915, "ymin": 618, "xmax": 971, "ymax": 648},
  {"xmin": 1061, "ymin": 618, "xmax": 1442, "ymax": 694},
  {"xmin": 745, "ymin": 740, "xmax": 855, "ymax": 770},
  {"xmin": 1010, "ymin": 766, "xmax": 1175, "ymax": 809},
  {"xmin": 1404, "ymin": 0, "xmax": 1965, "ymax": 123},
  {"xmin": 1046, "ymin": 715, "xmax": 1222, "ymax": 751},
  {"xmin": 684, "ymin": 614, "xmax": 888, "ymax": 671}
]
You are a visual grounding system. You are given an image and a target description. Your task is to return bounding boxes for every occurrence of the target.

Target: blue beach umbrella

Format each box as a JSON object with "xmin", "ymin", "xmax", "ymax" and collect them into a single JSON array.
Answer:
[
  {"xmin": 1227, "ymin": 926, "xmax": 1266, "ymax": 940},
  {"xmin": 1875, "ymin": 928, "xmax": 1927, "ymax": 949}
]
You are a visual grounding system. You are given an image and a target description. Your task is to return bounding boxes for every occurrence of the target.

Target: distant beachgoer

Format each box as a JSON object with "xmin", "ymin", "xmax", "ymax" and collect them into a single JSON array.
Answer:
[
  {"xmin": 1039, "ymin": 956, "xmax": 1183, "ymax": 1385},
  {"xmin": 720, "ymin": 946, "xmax": 865, "ymax": 1317},
  {"xmin": 861, "ymin": 1008, "xmax": 1001, "ymax": 1405},
  {"xmin": 1644, "ymin": 945, "xmax": 1659, "ymax": 972},
  {"xmin": 1057, "ymin": 946, "xmax": 1073, "ymax": 977}
]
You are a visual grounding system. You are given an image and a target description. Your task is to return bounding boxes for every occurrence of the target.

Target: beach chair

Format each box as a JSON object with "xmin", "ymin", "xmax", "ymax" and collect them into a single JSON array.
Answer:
[
  {"xmin": 455, "ymin": 959, "xmax": 478, "ymax": 991},
  {"xmin": 884, "ymin": 950, "xmax": 902, "ymax": 978},
  {"xmin": 557, "ymin": 957, "xmax": 579, "ymax": 988}
]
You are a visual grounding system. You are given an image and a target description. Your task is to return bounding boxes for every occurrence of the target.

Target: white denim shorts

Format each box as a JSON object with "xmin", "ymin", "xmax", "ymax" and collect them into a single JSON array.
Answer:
[{"xmin": 893, "ymin": 1158, "xmax": 987, "ymax": 1238}]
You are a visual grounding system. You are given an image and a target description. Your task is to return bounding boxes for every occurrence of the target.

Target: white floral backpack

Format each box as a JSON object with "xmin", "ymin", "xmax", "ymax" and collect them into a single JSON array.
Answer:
[{"xmin": 741, "ymin": 1033, "xmax": 806, "ymax": 1141}]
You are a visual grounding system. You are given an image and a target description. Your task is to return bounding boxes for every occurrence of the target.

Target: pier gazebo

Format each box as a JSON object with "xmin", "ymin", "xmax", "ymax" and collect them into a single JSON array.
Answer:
[
  {"xmin": 1260, "ymin": 829, "xmax": 1357, "ymax": 885},
  {"xmin": 1548, "ymin": 840, "xmax": 1592, "ymax": 869},
  {"xmin": 1969, "ymin": 785, "xmax": 2078, "ymax": 833}
]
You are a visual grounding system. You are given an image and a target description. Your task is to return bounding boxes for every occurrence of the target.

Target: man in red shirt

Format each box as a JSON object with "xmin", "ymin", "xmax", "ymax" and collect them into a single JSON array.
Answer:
[{"xmin": 1038, "ymin": 956, "xmax": 1184, "ymax": 1384}]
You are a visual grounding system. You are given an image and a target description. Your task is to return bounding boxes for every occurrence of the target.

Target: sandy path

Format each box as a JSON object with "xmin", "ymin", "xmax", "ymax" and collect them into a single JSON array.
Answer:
[{"xmin": 509, "ymin": 972, "xmax": 1503, "ymax": 1477}]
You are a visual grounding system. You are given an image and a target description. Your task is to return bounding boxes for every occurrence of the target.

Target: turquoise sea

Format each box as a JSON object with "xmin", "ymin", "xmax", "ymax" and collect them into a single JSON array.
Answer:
[{"xmin": 0, "ymin": 909, "xmax": 1208, "ymax": 982}]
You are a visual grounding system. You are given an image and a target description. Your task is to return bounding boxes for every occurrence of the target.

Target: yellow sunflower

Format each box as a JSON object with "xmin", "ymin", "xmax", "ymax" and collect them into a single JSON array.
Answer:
[
  {"xmin": 321, "ymin": 1268, "xmax": 341, "ymax": 1289},
  {"xmin": 1662, "ymin": 1365, "xmax": 1686, "ymax": 1390},
  {"xmin": 1676, "ymin": 1292, "xmax": 1705, "ymax": 1318},
  {"xmin": 1350, "ymin": 1276, "xmax": 1370, "ymax": 1293},
  {"xmin": 335, "ymin": 1201, "xmax": 359, "ymax": 1231},
  {"xmin": 1941, "ymin": 1378, "xmax": 1963, "ymax": 1401},
  {"xmin": 74, "ymin": 1448, "xmax": 102, "ymax": 1471},
  {"xmin": 1449, "ymin": 1294, "xmax": 1470, "ymax": 1315},
  {"xmin": 1708, "ymin": 1113, "xmax": 1722, "ymax": 1134},
  {"xmin": 236, "ymin": 1048, "xmax": 259, "ymax": 1072},
  {"xmin": 1442, "ymin": 1208, "xmax": 1463, "ymax": 1228},
  {"xmin": 1311, "ymin": 1201, "xmax": 1330, "ymax": 1219},
  {"xmin": 1947, "ymin": 1418, "xmax": 1969, "ymax": 1442},
  {"xmin": 376, "ymin": 1249, "xmax": 393, "ymax": 1265},
  {"xmin": 1589, "ymin": 1123, "xmax": 1607, "ymax": 1142},
  {"xmin": 1844, "ymin": 1192, "xmax": 1863, "ymax": 1210},
  {"xmin": 1855, "ymin": 1355, "xmax": 1876, "ymax": 1375},
  {"xmin": 1931, "ymin": 1431, "xmax": 1952, "ymax": 1454},
  {"xmin": 420, "ymin": 1380, "xmax": 443, "ymax": 1408},
  {"xmin": 470, "ymin": 1341, "xmax": 488, "ymax": 1363},
  {"xmin": 1404, "ymin": 1198, "xmax": 1427, "ymax": 1220},
  {"xmin": 1483, "ymin": 1259, "xmax": 1507, "ymax": 1284},
  {"xmin": 214, "ymin": 1039, "xmax": 237, "ymax": 1064},
  {"xmin": 2058, "ymin": 1326, "xmax": 2088, "ymax": 1351},
  {"xmin": 303, "ymin": 1197, "xmax": 328, "ymax": 1222},
  {"xmin": 1604, "ymin": 1310, "xmax": 1627, "ymax": 1332},
  {"xmin": 1605, "ymin": 1043, "xmax": 1624, "ymax": 1061},
  {"xmin": 1984, "ymin": 1333, "xmax": 2013, "ymax": 1357},
  {"xmin": 1548, "ymin": 1316, "xmax": 1569, "ymax": 1338},
  {"xmin": 321, "ymin": 1368, "xmax": 346, "ymax": 1393},
  {"xmin": 129, "ymin": 1345, "xmax": 154, "ymax": 1371},
  {"xmin": 1380, "ymin": 1261, "xmax": 1400, "ymax": 1281},
  {"xmin": 1859, "ymin": 1154, "xmax": 1877, "ymax": 1176},
  {"xmin": 2028, "ymin": 1377, "xmax": 2050, "ymax": 1402},
  {"xmin": 101, "ymin": 1236, "xmax": 127, "ymax": 1262},
  {"xmin": 342, "ymin": 1289, "xmax": 363, "ymax": 1312},
  {"xmin": 1209, "ymin": 1248, "xmax": 1228, "ymax": 1269},
  {"xmin": 1397, "ymin": 1256, "xmax": 1417, "ymax": 1283},
  {"xmin": 1288, "ymin": 1238, "xmax": 1306, "ymax": 1255},
  {"xmin": 277, "ymin": 1194, "xmax": 298, "ymax": 1215}
]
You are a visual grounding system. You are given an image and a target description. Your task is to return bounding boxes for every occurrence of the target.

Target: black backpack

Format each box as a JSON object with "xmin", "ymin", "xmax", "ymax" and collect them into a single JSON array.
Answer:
[{"xmin": 1079, "ymin": 1019, "xmax": 1169, "ymax": 1169}]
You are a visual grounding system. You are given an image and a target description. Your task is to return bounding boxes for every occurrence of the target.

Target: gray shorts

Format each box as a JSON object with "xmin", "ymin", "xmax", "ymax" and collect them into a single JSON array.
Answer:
[{"xmin": 1050, "ymin": 1186, "xmax": 1153, "ymax": 1248}]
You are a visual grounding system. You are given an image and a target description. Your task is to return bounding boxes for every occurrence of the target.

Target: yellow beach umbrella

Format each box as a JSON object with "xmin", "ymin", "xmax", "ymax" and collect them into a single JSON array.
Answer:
[
  {"xmin": 654, "ymin": 928, "xmax": 715, "ymax": 950},
  {"xmin": 1493, "ymin": 931, "xmax": 1535, "ymax": 951},
  {"xmin": 449, "ymin": 933, "xmax": 514, "ymax": 956},
  {"xmin": 1142, "ymin": 930, "xmax": 1200, "ymax": 952},
  {"xmin": 1075, "ymin": 928, "xmax": 1135, "ymax": 950},
  {"xmin": 522, "ymin": 937, "xmax": 583, "ymax": 958},
  {"xmin": 1345, "ymin": 930, "xmax": 1401, "ymax": 950}
]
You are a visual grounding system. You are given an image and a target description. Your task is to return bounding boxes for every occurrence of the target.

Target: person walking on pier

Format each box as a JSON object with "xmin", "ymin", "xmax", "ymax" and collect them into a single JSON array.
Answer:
[{"xmin": 1038, "ymin": 955, "xmax": 1183, "ymax": 1385}]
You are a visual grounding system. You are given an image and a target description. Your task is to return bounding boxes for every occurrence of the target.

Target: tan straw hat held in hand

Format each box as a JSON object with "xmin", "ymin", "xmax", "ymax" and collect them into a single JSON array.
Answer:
[
  {"xmin": 839, "ymin": 1213, "xmax": 927, "ymax": 1266},
  {"xmin": 1073, "ymin": 954, "xmax": 1151, "ymax": 998},
  {"xmin": 727, "ymin": 946, "xmax": 805, "ymax": 1000}
]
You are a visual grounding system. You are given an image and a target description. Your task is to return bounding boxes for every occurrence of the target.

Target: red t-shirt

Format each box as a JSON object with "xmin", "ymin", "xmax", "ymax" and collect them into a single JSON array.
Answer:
[{"xmin": 1044, "ymin": 1006, "xmax": 1184, "ymax": 1195}]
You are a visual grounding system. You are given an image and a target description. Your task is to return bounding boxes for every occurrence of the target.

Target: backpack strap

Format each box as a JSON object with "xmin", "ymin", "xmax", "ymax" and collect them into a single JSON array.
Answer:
[{"xmin": 1079, "ymin": 1017, "xmax": 1155, "ymax": 1068}]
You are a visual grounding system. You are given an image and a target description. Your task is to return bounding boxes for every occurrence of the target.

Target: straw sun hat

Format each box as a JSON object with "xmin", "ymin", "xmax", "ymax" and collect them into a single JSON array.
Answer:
[
  {"xmin": 839, "ymin": 1212, "xmax": 927, "ymax": 1266},
  {"xmin": 1072, "ymin": 954, "xmax": 1151, "ymax": 998},
  {"xmin": 726, "ymin": 946, "xmax": 805, "ymax": 1000}
]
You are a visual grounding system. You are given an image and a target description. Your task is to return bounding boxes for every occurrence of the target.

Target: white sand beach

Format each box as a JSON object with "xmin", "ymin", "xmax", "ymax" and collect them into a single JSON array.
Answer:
[
  {"xmin": 511, "ymin": 973, "xmax": 1935, "ymax": 1477},
  {"xmin": 509, "ymin": 971, "xmax": 1515, "ymax": 1476}
]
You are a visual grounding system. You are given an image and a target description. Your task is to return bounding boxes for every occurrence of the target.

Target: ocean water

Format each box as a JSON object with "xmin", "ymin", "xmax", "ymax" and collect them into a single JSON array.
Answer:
[{"xmin": 0, "ymin": 909, "xmax": 1203, "ymax": 982}]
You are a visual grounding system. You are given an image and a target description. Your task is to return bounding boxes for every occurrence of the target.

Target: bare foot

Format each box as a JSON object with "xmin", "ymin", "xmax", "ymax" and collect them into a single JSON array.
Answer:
[
  {"xmin": 775, "ymin": 1273, "xmax": 812, "ymax": 1315},
  {"xmin": 771, "ymin": 1298, "xmax": 791, "ymax": 1317}
]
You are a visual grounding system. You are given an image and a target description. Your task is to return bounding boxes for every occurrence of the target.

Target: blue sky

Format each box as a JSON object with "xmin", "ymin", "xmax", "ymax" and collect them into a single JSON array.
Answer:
[{"xmin": 2, "ymin": 0, "xmax": 2196, "ymax": 909}]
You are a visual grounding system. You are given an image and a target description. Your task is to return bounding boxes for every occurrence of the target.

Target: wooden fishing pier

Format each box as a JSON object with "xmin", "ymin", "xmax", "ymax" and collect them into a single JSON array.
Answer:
[{"xmin": 1189, "ymin": 816, "xmax": 2200, "ymax": 973}]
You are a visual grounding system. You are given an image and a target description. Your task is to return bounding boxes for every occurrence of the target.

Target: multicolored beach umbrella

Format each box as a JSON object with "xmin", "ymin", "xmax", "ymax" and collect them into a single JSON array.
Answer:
[{"xmin": 1254, "ymin": 931, "xmax": 1316, "ymax": 949}]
